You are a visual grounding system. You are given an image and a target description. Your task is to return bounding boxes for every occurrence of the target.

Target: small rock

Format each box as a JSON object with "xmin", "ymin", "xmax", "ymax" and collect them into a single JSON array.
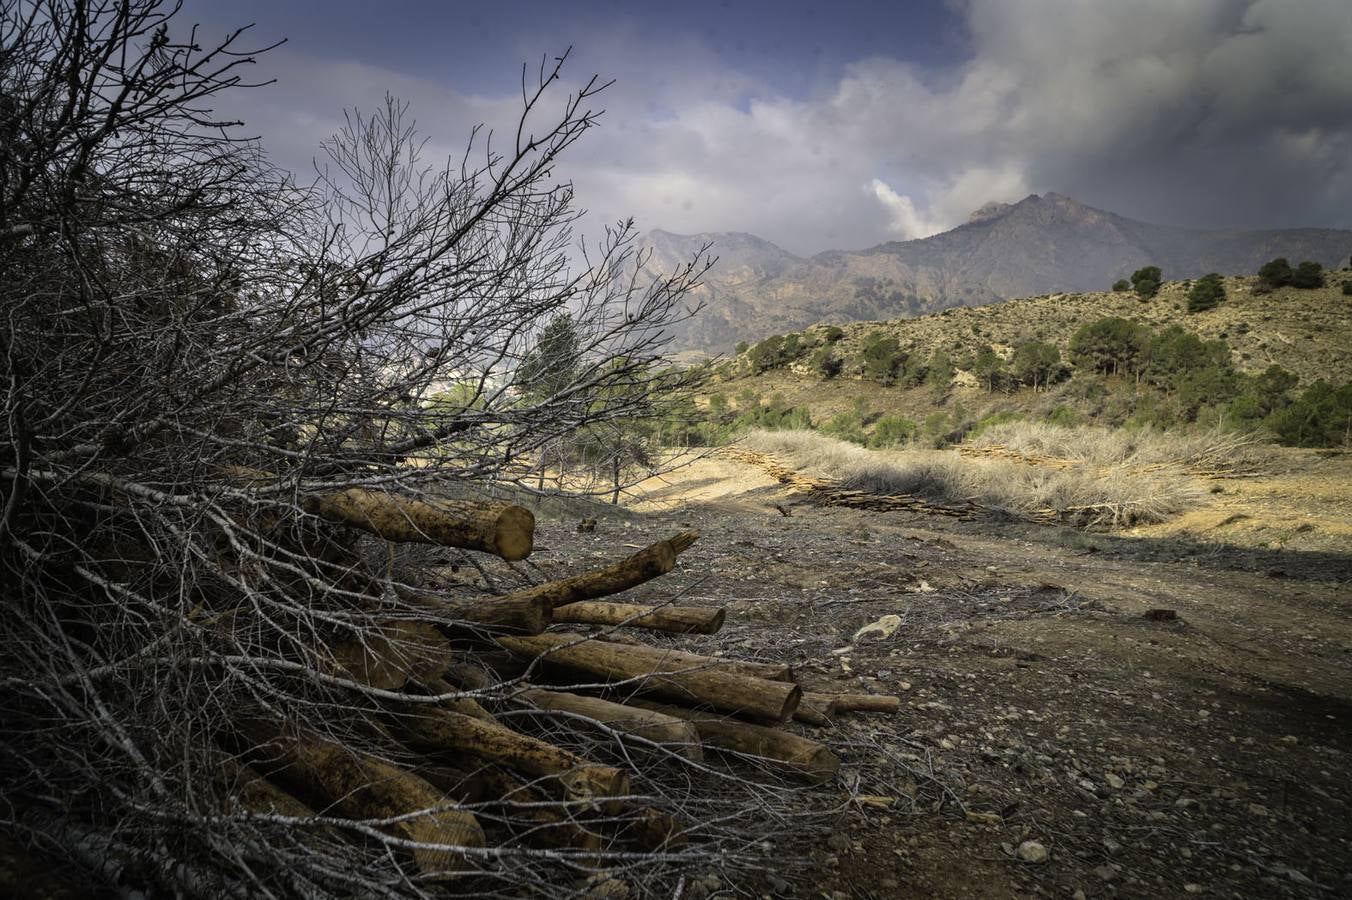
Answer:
[
  {"xmin": 768, "ymin": 874, "xmax": 790, "ymax": 894},
  {"xmin": 1095, "ymin": 865, "xmax": 1117, "ymax": 881},
  {"xmin": 1072, "ymin": 891, "xmax": 1086, "ymax": 900},
  {"xmin": 1104, "ymin": 773, "xmax": 1125, "ymax": 790},
  {"xmin": 1016, "ymin": 840, "xmax": 1048, "ymax": 864},
  {"xmin": 1248, "ymin": 803, "xmax": 1269, "ymax": 817},
  {"xmin": 1184, "ymin": 884, "xmax": 1204, "ymax": 894},
  {"xmin": 854, "ymin": 614, "xmax": 903, "ymax": 642},
  {"xmin": 826, "ymin": 832, "xmax": 851, "ymax": 853}
]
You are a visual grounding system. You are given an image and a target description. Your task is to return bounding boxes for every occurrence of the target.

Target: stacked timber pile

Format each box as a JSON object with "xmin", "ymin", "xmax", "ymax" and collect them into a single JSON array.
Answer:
[
  {"xmin": 226, "ymin": 487, "xmax": 900, "ymax": 882},
  {"xmin": 721, "ymin": 446, "xmax": 978, "ymax": 519}
]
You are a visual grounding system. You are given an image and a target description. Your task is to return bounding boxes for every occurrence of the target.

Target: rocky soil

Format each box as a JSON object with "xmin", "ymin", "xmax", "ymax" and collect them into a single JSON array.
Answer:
[{"xmin": 552, "ymin": 451, "xmax": 1352, "ymax": 898}]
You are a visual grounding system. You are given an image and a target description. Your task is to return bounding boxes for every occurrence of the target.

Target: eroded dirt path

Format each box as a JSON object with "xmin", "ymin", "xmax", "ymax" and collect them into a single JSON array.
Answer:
[{"xmin": 556, "ymin": 453, "xmax": 1352, "ymax": 898}]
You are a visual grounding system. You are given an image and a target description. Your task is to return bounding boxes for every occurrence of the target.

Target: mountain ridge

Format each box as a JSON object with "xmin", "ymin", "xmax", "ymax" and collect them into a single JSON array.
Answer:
[{"xmin": 647, "ymin": 194, "xmax": 1352, "ymax": 354}]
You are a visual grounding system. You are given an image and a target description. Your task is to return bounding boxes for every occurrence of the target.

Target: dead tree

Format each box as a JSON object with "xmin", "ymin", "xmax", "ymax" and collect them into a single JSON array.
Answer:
[{"xmin": 0, "ymin": 2, "xmax": 837, "ymax": 895}]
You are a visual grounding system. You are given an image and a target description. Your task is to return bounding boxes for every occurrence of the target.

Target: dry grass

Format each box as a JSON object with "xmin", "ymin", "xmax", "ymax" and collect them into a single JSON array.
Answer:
[
  {"xmin": 742, "ymin": 429, "xmax": 1204, "ymax": 529},
  {"xmin": 969, "ymin": 421, "xmax": 1272, "ymax": 473}
]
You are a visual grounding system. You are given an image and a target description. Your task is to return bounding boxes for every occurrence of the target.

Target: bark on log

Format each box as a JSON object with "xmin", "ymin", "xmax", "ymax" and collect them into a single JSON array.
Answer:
[
  {"xmin": 601, "ymin": 641, "xmax": 794, "ymax": 683},
  {"xmin": 623, "ymin": 807, "xmax": 688, "ymax": 851},
  {"xmin": 223, "ymin": 760, "xmax": 316, "ymax": 819},
  {"xmin": 329, "ymin": 621, "xmax": 450, "ymax": 691},
  {"xmin": 793, "ymin": 693, "xmax": 837, "ymax": 727},
  {"xmin": 551, "ymin": 601, "xmax": 725, "ymax": 635},
  {"xmin": 627, "ymin": 700, "xmax": 840, "ymax": 784},
  {"xmin": 421, "ymin": 762, "xmax": 605, "ymax": 851},
  {"xmin": 242, "ymin": 721, "xmax": 484, "ymax": 875},
  {"xmin": 515, "ymin": 687, "xmax": 703, "ymax": 761},
  {"xmin": 303, "ymin": 490, "xmax": 534, "ymax": 560},
  {"xmin": 500, "ymin": 530, "xmax": 698, "ymax": 614},
  {"xmin": 408, "ymin": 677, "xmax": 497, "ymax": 723},
  {"xmin": 496, "ymin": 632, "xmax": 800, "ymax": 723},
  {"xmin": 405, "ymin": 589, "xmax": 548, "ymax": 634},
  {"xmin": 387, "ymin": 706, "xmax": 630, "ymax": 814},
  {"xmin": 475, "ymin": 765, "xmax": 606, "ymax": 852},
  {"xmin": 821, "ymin": 693, "xmax": 901, "ymax": 714}
]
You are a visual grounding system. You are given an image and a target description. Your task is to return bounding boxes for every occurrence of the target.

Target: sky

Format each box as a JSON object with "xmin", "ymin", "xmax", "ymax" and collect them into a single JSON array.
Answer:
[{"xmin": 181, "ymin": 0, "xmax": 1352, "ymax": 257}]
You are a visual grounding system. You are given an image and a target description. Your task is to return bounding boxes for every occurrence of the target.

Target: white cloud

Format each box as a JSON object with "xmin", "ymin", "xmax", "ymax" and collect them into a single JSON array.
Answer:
[
  {"xmin": 870, "ymin": 179, "xmax": 942, "ymax": 240},
  {"xmin": 204, "ymin": 0, "xmax": 1352, "ymax": 255}
]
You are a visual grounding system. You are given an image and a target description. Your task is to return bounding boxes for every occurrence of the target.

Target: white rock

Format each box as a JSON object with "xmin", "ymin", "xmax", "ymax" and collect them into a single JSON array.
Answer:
[
  {"xmin": 1016, "ymin": 840, "xmax": 1049, "ymax": 864},
  {"xmin": 853, "ymin": 614, "xmax": 903, "ymax": 642}
]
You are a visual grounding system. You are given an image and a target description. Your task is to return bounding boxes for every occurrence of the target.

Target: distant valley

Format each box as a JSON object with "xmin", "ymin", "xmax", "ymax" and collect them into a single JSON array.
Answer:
[{"xmin": 645, "ymin": 193, "xmax": 1352, "ymax": 354}]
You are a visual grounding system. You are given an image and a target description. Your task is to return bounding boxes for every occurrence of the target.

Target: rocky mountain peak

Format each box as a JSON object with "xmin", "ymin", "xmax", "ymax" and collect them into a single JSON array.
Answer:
[{"xmin": 967, "ymin": 201, "xmax": 1014, "ymax": 224}]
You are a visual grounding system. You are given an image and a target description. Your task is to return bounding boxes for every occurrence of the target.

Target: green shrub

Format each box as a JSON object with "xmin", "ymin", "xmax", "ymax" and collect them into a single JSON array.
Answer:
[
  {"xmin": 747, "ymin": 335, "xmax": 794, "ymax": 373},
  {"xmin": 1130, "ymin": 265, "xmax": 1162, "ymax": 300},
  {"xmin": 1070, "ymin": 317, "xmax": 1150, "ymax": 377},
  {"xmin": 1010, "ymin": 341, "xmax": 1065, "ymax": 390},
  {"xmin": 972, "ymin": 345, "xmax": 1005, "ymax": 392},
  {"xmin": 820, "ymin": 410, "xmax": 868, "ymax": 445},
  {"xmin": 1342, "ymin": 280, "xmax": 1352, "ymax": 296},
  {"xmin": 822, "ymin": 325, "xmax": 845, "ymax": 343},
  {"xmin": 1187, "ymin": 273, "xmax": 1225, "ymax": 313},
  {"xmin": 810, "ymin": 346, "xmax": 842, "ymax": 379},
  {"xmin": 868, "ymin": 414, "xmax": 917, "ymax": 448},
  {"xmin": 1258, "ymin": 257, "xmax": 1294, "ymax": 289},
  {"xmin": 1267, "ymin": 380, "xmax": 1352, "ymax": 447},
  {"xmin": 924, "ymin": 349, "xmax": 956, "ymax": 387},
  {"xmin": 861, "ymin": 331, "xmax": 905, "ymax": 385},
  {"xmin": 1112, "ymin": 279, "xmax": 1130, "ymax": 292},
  {"xmin": 1291, "ymin": 260, "xmax": 1325, "ymax": 289},
  {"xmin": 967, "ymin": 410, "xmax": 1024, "ymax": 439},
  {"xmin": 1045, "ymin": 405, "xmax": 1082, "ymax": 427},
  {"xmin": 734, "ymin": 341, "xmax": 749, "ymax": 355},
  {"xmin": 1140, "ymin": 325, "xmax": 1232, "ymax": 389}
]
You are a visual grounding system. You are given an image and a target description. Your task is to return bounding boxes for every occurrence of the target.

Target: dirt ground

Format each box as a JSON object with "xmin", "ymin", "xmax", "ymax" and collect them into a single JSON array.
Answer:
[{"xmin": 538, "ymin": 448, "xmax": 1352, "ymax": 898}]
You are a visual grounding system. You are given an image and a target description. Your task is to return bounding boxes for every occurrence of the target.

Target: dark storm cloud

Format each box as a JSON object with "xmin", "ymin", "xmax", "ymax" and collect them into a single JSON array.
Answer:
[{"xmin": 183, "ymin": 0, "xmax": 1352, "ymax": 255}]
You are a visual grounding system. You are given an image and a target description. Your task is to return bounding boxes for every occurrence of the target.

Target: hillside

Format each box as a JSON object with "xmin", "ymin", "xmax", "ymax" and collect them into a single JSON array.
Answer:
[
  {"xmin": 788, "ymin": 275, "xmax": 1352, "ymax": 385},
  {"xmin": 648, "ymin": 194, "xmax": 1352, "ymax": 354},
  {"xmin": 700, "ymin": 274, "xmax": 1352, "ymax": 441}
]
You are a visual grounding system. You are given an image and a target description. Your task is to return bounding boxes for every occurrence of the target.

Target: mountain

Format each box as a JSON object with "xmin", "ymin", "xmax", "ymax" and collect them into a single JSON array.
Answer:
[{"xmin": 646, "ymin": 193, "xmax": 1352, "ymax": 354}]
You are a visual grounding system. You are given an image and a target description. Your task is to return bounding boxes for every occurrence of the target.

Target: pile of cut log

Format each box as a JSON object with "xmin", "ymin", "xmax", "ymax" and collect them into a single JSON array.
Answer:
[{"xmin": 232, "ymin": 489, "xmax": 900, "ymax": 877}]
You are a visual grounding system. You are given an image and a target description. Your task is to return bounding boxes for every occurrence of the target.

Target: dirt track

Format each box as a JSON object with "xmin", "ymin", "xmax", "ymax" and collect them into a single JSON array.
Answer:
[{"xmin": 557, "ymin": 451, "xmax": 1352, "ymax": 898}]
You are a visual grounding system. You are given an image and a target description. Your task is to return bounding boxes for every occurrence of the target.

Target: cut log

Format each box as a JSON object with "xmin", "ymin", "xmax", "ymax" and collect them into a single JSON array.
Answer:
[
  {"xmin": 329, "ymin": 620, "xmax": 450, "ymax": 690},
  {"xmin": 405, "ymin": 589, "xmax": 547, "ymax": 634},
  {"xmin": 222, "ymin": 759, "xmax": 316, "ymax": 819},
  {"xmin": 423, "ymin": 763, "xmax": 605, "ymax": 851},
  {"xmin": 242, "ymin": 721, "xmax": 484, "ymax": 875},
  {"xmin": 822, "ymin": 693, "xmax": 901, "ymax": 714},
  {"xmin": 303, "ymin": 490, "xmax": 534, "ymax": 560},
  {"xmin": 499, "ymin": 530, "xmax": 698, "ymax": 614},
  {"xmin": 475, "ymin": 765, "xmax": 606, "ymax": 852},
  {"xmin": 496, "ymin": 632, "xmax": 800, "ymax": 723},
  {"xmin": 793, "ymin": 693, "xmax": 837, "ymax": 727},
  {"xmin": 387, "ymin": 706, "xmax": 630, "ymax": 814},
  {"xmin": 515, "ymin": 687, "xmax": 703, "ymax": 761},
  {"xmin": 593, "ymin": 640, "xmax": 794, "ymax": 683},
  {"xmin": 622, "ymin": 807, "xmax": 688, "ymax": 851},
  {"xmin": 551, "ymin": 601, "xmax": 725, "ymax": 635},
  {"xmin": 413, "ymin": 677, "xmax": 497, "ymax": 723},
  {"xmin": 627, "ymin": 700, "xmax": 840, "ymax": 784}
]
